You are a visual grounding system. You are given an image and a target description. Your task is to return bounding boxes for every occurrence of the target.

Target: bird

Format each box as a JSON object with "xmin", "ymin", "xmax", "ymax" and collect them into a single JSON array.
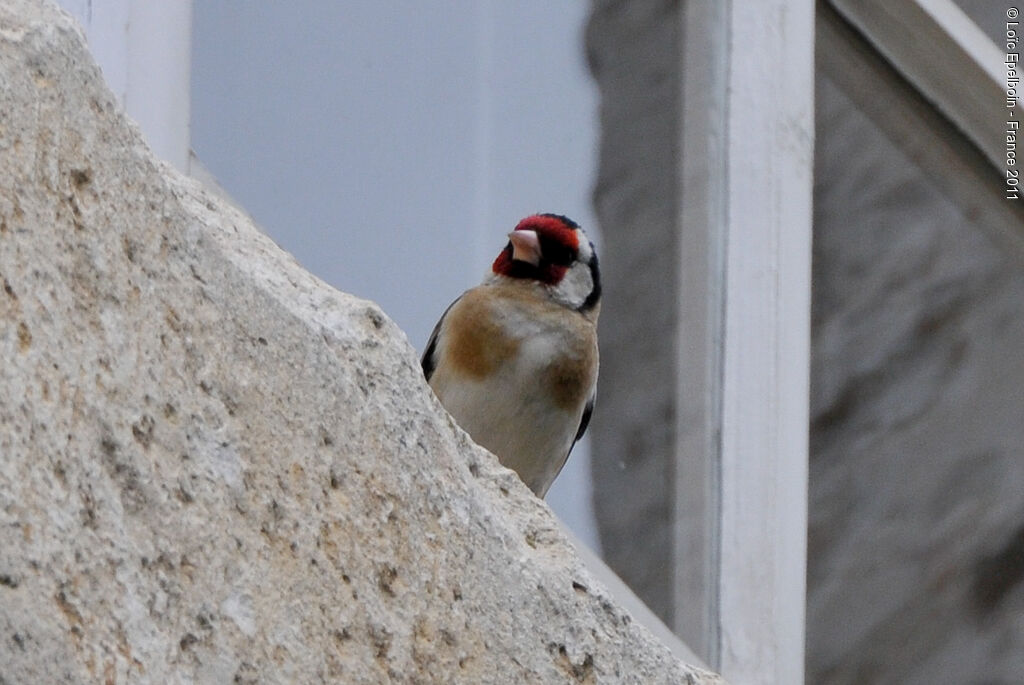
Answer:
[{"xmin": 421, "ymin": 213, "xmax": 600, "ymax": 498}]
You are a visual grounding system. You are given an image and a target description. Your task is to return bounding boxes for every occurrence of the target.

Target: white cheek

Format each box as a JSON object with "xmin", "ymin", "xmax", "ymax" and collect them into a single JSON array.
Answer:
[
  {"xmin": 553, "ymin": 262, "xmax": 593, "ymax": 310},
  {"xmin": 577, "ymin": 239, "xmax": 593, "ymax": 264}
]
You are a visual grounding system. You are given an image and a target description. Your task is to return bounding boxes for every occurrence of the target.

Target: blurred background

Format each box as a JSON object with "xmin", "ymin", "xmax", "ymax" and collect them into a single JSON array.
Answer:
[{"xmin": 56, "ymin": 0, "xmax": 1024, "ymax": 682}]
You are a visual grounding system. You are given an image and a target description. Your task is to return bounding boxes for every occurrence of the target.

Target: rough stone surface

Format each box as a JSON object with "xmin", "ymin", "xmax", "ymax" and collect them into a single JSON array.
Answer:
[
  {"xmin": 807, "ymin": 76, "xmax": 1024, "ymax": 684},
  {"xmin": 584, "ymin": 0, "xmax": 681, "ymax": 628},
  {"xmin": 0, "ymin": 2, "xmax": 722, "ymax": 683}
]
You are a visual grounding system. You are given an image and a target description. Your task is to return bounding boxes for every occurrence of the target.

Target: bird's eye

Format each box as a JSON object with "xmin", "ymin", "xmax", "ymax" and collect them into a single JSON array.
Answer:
[{"xmin": 541, "ymin": 238, "xmax": 575, "ymax": 266}]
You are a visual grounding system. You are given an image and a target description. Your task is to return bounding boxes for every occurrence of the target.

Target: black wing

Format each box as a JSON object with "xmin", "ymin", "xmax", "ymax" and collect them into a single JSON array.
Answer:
[
  {"xmin": 567, "ymin": 393, "xmax": 595, "ymax": 457},
  {"xmin": 421, "ymin": 297, "xmax": 460, "ymax": 382}
]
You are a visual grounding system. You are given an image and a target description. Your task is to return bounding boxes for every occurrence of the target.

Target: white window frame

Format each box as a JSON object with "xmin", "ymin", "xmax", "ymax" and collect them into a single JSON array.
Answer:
[
  {"xmin": 818, "ymin": 0, "xmax": 1024, "ymax": 252},
  {"xmin": 831, "ymin": 0, "xmax": 1013, "ymax": 173}
]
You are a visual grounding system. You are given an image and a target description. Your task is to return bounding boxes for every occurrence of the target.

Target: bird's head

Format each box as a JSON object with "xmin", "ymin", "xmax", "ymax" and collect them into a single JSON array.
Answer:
[{"xmin": 490, "ymin": 213, "xmax": 601, "ymax": 316}]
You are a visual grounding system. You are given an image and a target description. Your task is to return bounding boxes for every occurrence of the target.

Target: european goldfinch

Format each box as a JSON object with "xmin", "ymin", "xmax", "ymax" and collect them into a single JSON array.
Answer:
[{"xmin": 422, "ymin": 214, "xmax": 600, "ymax": 497}]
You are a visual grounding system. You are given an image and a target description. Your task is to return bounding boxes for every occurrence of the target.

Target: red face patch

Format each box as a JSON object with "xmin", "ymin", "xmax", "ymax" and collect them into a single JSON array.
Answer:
[
  {"xmin": 514, "ymin": 215, "xmax": 580, "ymax": 254},
  {"xmin": 492, "ymin": 214, "xmax": 580, "ymax": 285}
]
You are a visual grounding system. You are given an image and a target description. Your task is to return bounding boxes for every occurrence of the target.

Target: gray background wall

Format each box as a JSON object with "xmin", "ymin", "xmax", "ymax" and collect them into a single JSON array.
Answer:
[
  {"xmin": 809, "ymin": 69, "xmax": 1024, "ymax": 685},
  {"xmin": 808, "ymin": 3, "xmax": 1024, "ymax": 680},
  {"xmin": 585, "ymin": 0, "xmax": 681, "ymax": 626}
]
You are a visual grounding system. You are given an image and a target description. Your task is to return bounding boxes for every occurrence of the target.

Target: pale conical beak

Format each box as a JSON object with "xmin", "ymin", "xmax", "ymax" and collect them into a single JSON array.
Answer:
[{"xmin": 508, "ymin": 229, "xmax": 541, "ymax": 266}]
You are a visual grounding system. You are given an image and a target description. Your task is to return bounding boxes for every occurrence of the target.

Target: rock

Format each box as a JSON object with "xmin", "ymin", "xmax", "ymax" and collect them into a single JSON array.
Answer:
[{"xmin": 0, "ymin": 1, "xmax": 722, "ymax": 683}]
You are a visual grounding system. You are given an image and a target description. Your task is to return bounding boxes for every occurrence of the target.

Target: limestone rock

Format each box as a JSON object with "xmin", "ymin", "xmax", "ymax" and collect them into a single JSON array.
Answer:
[{"xmin": 0, "ymin": 1, "xmax": 721, "ymax": 683}]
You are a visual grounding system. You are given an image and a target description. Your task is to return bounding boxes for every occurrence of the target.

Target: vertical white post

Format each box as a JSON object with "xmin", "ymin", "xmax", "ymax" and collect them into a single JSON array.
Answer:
[
  {"xmin": 677, "ymin": 0, "xmax": 814, "ymax": 680},
  {"xmin": 57, "ymin": 0, "xmax": 192, "ymax": 171},
  {"xmin": 674, "ymin": 0, "xmax": 728, "ymax": 666},
  {"xmin": 718, "ymin": 1, "xmax": 813, "ymax": 683}
]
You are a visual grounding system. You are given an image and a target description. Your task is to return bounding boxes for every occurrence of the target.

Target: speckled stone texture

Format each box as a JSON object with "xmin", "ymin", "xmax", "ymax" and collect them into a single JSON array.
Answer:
[{"xmin": 0, "ymin": 1, "xmax": 723, "ymax": 683}]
